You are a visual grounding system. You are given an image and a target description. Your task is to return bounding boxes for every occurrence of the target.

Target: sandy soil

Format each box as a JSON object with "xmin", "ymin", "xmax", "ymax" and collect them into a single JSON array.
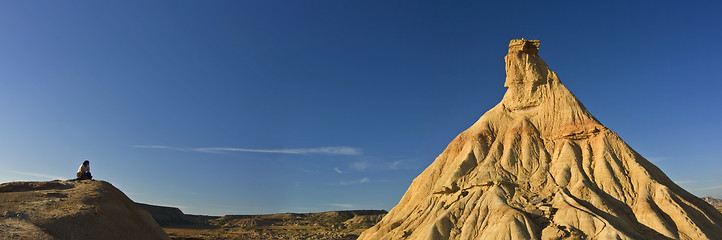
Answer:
[
  {"xmin": 0, "ymin": 180, "xmax": 168, "ymax": 240},
  {"xmin": 137, "ymin": 204, "xmax": 386, "ymax": 240}
]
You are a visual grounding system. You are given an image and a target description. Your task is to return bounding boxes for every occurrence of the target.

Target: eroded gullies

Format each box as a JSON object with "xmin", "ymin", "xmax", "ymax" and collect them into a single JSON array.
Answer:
[{"xmin": 359, "ymin": 39, "xmax": 722, "ymax": 240}]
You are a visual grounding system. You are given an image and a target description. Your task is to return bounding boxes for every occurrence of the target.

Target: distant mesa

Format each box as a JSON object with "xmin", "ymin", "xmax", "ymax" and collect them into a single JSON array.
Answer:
[
  {"xmin": 136, "ymin": 203, "xmax": 197, "ymax": 227},
  {"xmin": 137, "ymin": 202, "xmax": 388, "ymax": 239},
  {"xmin": 702, "ymin": 196, "xmax": 722, "ymax": 212},
  {"xmin": 359, "ymin": 39, "xmax": 722, "ymax": 240}
]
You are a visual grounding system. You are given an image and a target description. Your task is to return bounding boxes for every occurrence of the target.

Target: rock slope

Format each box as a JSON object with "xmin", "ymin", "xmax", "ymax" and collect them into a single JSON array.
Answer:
[
  {"xmin": 0, "ymin": 180, "xmax": 168, "ymax": 240},
  {"xmin": 359, "ymin": 39, "xmax": 722, "ymax": 240},
  {"xmin": 137, "ymin": 203, "xmax": 197, "ymax": 227}
]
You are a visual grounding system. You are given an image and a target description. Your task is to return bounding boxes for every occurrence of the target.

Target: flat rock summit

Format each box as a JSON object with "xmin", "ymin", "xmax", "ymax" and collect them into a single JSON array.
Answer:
[
  {"xmin": 0, "ymin": 180, "xmax": 168, "ymax": 240},
  {"xmin": 360, "ymin": 39, "xmax": 722, "ymax": 240}
]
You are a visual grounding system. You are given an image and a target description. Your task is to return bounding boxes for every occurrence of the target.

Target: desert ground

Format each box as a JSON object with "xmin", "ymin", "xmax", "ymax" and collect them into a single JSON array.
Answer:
[
  {"xmin": 145, "ymin": 197, "xmax": 722, "ymax": 240},
  {"xmin": 0, "ymin": 179, "xmax": 719, "ymax": 239},
  {"xmin": 0, "ymin": 179, "xmax": 387, "ymax": 240},
  {"xmin": 139, "ymin": 203, "xmax": 385, "ymax": 240}
]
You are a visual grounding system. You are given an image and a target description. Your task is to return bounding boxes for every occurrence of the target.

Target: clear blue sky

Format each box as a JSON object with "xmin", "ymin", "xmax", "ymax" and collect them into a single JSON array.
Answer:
[{"xmin": 1, "ymin": 1, "xmax": 720, "ymax": 215}]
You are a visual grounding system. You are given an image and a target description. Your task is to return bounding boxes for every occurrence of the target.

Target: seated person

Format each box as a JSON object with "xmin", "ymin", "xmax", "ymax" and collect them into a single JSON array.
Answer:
[{"xmin": 76, "ymin": 160, "xmax": 92, "ymax": 180}]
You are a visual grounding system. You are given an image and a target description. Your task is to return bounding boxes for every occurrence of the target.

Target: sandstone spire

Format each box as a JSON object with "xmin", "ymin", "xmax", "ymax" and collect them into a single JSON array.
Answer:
[{"xmin": 359, "ymin": 39, "xmax": 722, "ymax": 240}]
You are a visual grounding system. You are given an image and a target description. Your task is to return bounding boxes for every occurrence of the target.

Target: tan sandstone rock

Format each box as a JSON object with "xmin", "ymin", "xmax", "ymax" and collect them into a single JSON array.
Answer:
[
  {"xmin": 0, "ymin": 180, "xmax": 169, "ymax": 240},
  {"xmin": 358, "ymin": 39, "xmax": 722, "ymax": 240}
]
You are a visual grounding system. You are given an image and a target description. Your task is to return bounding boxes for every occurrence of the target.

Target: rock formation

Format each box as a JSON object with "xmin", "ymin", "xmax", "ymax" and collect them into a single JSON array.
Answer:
[
  {"xmin": 359, "ymin": 39, "xmax": 722, "ymax": 240},
  {"xmin": 137, "ymin": 203, "xmax": 196, "ymax": 227},
  {"xmin": 155, "ymin": 209, "xmax": 387, "ymax": 239},
  {"xmin": 0, "ymin": 180, "xmax": 168, "ymax": 240}
]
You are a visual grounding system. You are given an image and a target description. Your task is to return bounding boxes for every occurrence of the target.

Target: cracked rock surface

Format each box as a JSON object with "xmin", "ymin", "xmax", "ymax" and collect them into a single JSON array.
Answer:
[{"xmin": 359, "ymin": 39, "xmax": 722, "ymax": 240}]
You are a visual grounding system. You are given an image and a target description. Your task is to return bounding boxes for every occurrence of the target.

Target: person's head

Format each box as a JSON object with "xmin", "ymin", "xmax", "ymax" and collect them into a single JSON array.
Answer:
[{"xmin": 83, "ymin": 160, "xmax": 89, "ymax": 166}]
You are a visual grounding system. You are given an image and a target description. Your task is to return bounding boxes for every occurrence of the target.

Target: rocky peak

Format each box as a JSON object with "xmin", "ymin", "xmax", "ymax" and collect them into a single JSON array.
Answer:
[
  {"xmin": 502, "ymin": 39, "xmax": 555, "ymax": 111},
  {"xmin": 359, "ymin": 39, "xmax": 722, "ymax": 240},
  {"xmin": 508, "ymin": 38, "xmax": 540, "ymax": 54},
  {"xmin": 504, "ymin": 38, "xmax": 552, "ymax": 85}
]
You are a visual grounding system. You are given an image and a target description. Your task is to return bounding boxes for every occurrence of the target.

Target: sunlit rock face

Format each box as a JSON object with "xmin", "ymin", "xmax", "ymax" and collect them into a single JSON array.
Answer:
[{"xmin": 359, "ymin": 39, "xmax": 722, "ymax": 240}]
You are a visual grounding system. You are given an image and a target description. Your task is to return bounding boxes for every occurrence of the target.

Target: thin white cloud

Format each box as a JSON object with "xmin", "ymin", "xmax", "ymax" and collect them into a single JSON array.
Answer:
[
  {"xmin": 133, "ymin": 145, "xmax": 362, "ymax": 156},
  {"xmin": 333, "ymin": 168, "xmax": 343, "ymax": 174},
  {"xmin": 132, "ymin": 145, "xmax": 189, "ymax": 152},
  {"xmin": 388, "ymin": 160, "xmax": 405, "ymax": 170},
  {"xmin": 133, "ymin": 145, "xmax": 172, "ymax": 149},
  {"xmin": 330, "ymin": 203, "xmax": 354, "ymax": 208},
  {"xmin": 693, "ymin": 185, "xmax": 722, "ymax": 191},
  {"xmin": 351, "ymin": 161, "xmax": 369, "ymax": 171},
  {"xmin": 339, "ymin": 177, "xmax": 370, "ymax": 185},
  {"xmin": 192, "ymin": 146, "xmax": 361, "ymax": 155},
  {"xmin": 6, "ymin": 170, "xmax": 64, "ymax": 180}
]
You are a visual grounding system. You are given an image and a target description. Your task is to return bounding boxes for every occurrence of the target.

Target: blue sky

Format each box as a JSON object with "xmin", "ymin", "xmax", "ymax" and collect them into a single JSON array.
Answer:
[{"xmin": 1, "ymin": 1, "xmax": 721, "ymax": 215}]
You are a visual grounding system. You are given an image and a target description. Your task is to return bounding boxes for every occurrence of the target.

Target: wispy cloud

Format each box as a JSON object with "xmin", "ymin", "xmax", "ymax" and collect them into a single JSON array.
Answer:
[
  {"xmin": 693, "ymin": 185, "xmax": 722, "ymax": 191},
  {"xmin": 132, "ymin": 145, "xmax": 189, "ymax": 151},
  {"xmin": 192, "ymin": 147, "xmax": 361, "ymax": 155},
  {"xmin": 6, "ymin": 170, "xmax": 64, "ymax": 180},
  {"xmin": 339, "ymin": 177, "xmax": 370, "ymax": 185},
  {"xmin": 133, "ymin": 145, "xmax": 362, "ymax": 156},
  {"xmin": 346, "ymin": 158, "xmax": 420, "ymax": 172},
  {"xmin": 330, "ymin": 203, "xmax": 354, "ymax": 208},
  {"xmin": 333, "ymin": 168, "xmax": 343, "ymax": 174},
  {"xmin": 351, "ymin": 161, "xmax": 369, "ymax": 171}
]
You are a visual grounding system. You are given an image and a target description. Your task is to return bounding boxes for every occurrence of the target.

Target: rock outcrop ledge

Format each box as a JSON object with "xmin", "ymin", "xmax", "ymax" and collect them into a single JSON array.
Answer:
[
  {"xmin": 359, "ymin": 39, "xmax": 722, "ymax": 240},
  {"xmin": 0, "ymin": 180, "xmax": 169, "ymax": 240}
]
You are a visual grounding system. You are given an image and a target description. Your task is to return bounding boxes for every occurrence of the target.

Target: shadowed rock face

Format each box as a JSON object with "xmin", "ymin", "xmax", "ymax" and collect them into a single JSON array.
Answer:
[
  {"xmin": 137, "ymin": 203, "xmax": 195, "ymax": 227},
  {"xmin": 359, "ymin": 39, "xmax": 722, "ymax": 240}
]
